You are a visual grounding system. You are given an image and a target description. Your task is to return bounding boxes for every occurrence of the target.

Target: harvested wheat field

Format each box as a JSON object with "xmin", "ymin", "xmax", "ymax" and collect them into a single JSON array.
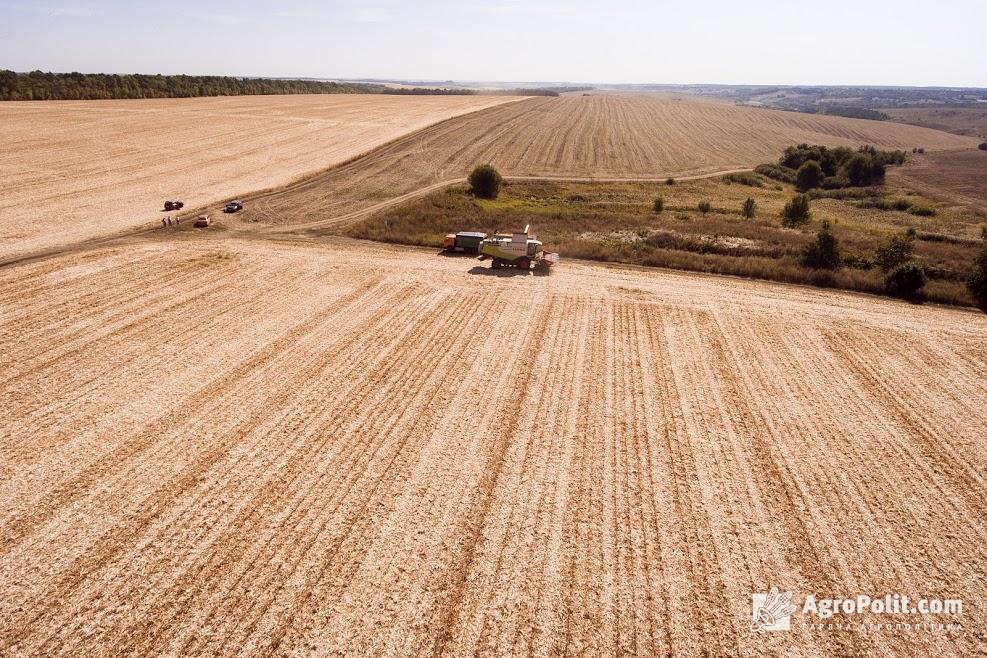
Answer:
[
  {"xmin": 1, "ymin": 235, "xmax": 984, "ymax": 656},
  {"xmin": 887, "ymin": 148, "xmax": 987, "ymax": 215},
  {"xmin": 0, "ymin": 94, "xmax": 520, "ymax": 260},
  {"xmin": 239, "ymin": 94, "xmax": 978, "ymax": 229}
]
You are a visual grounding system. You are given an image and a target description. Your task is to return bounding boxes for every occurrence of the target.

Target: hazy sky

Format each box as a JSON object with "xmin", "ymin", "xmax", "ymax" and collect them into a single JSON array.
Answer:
[{"xmin": 1, "ymin": 0, "xmax": 985, "ymax": 87}]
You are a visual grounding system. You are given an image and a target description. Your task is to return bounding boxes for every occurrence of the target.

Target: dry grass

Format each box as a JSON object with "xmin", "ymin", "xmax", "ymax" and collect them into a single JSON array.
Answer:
[
  {"xmin": 234, "ymin": 94, "xmax": 977, "ymax": 231},
  {"xmin": 346, "ymin": 175, "xmax": 984, "ymax": 306},
  {"xmin": 0, "ymin": 94, "xmax": 521, "ymax": 260},
  {"xmin": 1, "ymin": 236, "xmax": 984, "ymax": 656}
]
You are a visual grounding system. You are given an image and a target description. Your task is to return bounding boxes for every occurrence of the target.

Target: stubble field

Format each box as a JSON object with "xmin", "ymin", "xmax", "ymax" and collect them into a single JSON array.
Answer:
[
  {"xmin": 237, "ymin": 94, "xmax": 978, "ymax": 230},
  {"xmin": 0, "ymin": 94, "xmax": 520, "ymax": 260},
  {"xmin": 1, "ymin": 235, "xmax": 984, "ymax": 656}
]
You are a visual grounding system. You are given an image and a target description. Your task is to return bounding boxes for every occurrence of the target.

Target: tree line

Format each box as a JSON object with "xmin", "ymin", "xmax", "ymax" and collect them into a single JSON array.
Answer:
[
  {"xmin": 0, "ymin": 70, "xmax": 379, "ymax": 101},
  {"xmin": 0, "ymin": 70, "xmax": 592, "ymax": 101}
]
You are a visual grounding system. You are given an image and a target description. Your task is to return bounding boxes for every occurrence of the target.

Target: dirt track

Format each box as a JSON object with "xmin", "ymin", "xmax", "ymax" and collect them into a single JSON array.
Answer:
[
  {"xmin": 0, "ymin": 94, "xmax": 520, "ymax": 260},
  {"xmin": 239, "ymin": 94, "xmax": 978, "ymax": 229},
  {"xmin": 2, "ymin": 235, "xmax": 983, "ymax": 656}
]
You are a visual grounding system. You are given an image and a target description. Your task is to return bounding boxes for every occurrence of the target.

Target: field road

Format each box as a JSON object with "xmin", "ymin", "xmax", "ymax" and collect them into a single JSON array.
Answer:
[
  {"xmin": 2, "ymin": 234, "xmax": 984, "ymax": 656},
  {"xmin": 0, "ymin": 94, "xmax": 521, "ymax": 261}
]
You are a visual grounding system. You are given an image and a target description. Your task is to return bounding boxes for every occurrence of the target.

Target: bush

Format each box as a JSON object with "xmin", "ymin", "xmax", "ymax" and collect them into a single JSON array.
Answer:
[
  {"xmin": 842, "ymin": 153, "xmax": 876, "ymax": 186},
  {"xmin": 781, "ymin": 194, "xmax": 811, "ymax": 227},
  {"xmin": 468, "ymin": 164, "xmax": 502, "ymax": 199},
  {"xmin": 723, "ymin": 172, "xmax": 763, "ymax": 187},
  {"xmin": 796, "ymin": 160, "xmax": 824, "ymax": 191},
  {"xmin": 742, "ymin": 197, "xmax": 757, "ymax": 219},
  {"xmin": 801, "ymin": 221, "xmax": 842, "ymax": 270},
  {"xmin": 908, "ymin": 205, "xmax": 937, "ymax": 217},
  {"xmin": 891, "ymin": 198, "xmax": 912, "ymax": 211},
  {"xmin": 885, "ymin": 263, "xmax": 927, "ymax": 299},
  {"xmin": 665, "ymin": 177, "xmax": 676, "ymax": 185},
  {"xmin": 875, "ymin": 230, "xmax": 916, "ymax": 272},
  {"xmin": 698, "ymin": 200, "xmax": 712, "ymax": 213},
  {"xmin": 652, "ymin": 196, "xmax": 664, "ymax": 213},
  {"xmin": 969, "ymin": 250, "xmax": 987, "ymax": 312},
  {"xmin": 754, "ymin": 163, "xmax": 797, "ymax": 184}
]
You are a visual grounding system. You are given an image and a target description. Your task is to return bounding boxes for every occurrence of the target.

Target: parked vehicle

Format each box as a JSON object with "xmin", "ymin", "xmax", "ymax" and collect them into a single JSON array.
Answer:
[
  {"xmin": 224, "ymin": 200, "xmax": 243, "ymax": 213},
  {"xmin": 164, "ymin": 200, "xmax": 184, "ymax": 211},
  {"xmin": 443, "ymin": 231, "xmax": 487, "ymax": 254},
  {"xmin": 194, "ymin": 214, "xmax": 211, "ymax": 227}
]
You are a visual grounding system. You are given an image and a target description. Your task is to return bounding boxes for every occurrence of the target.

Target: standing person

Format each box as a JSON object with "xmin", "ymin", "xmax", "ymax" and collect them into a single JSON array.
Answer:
[{"xmin": 162, "ymin": 217, "xmax": 167, "ymax": 228}]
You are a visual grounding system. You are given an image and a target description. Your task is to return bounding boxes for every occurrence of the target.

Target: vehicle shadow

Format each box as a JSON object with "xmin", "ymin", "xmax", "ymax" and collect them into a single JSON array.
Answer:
[{"xmin": 467, "ymin": 266, "xmax": 549, "ymax": 277}]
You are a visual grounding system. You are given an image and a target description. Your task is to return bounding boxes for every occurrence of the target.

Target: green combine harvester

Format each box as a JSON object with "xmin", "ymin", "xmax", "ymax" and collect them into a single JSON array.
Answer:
[{"xmin": 478, "ymin": 225, "xmax": 559, "ymax": 271}]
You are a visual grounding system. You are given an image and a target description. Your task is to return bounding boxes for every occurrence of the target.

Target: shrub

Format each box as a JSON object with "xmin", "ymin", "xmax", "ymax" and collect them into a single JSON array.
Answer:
[
  {"xmin": 857, "ymin": 198, "xmax": 892, "ymax": 211},
  {"xmin": 754, "ymin": 163, "xmax": 797, "ymax": 184},
  {"xmin": 652, "ymin": 196, "xmax": 664, "ymax": 213},
  {"xmin": 698, "ymin": 200, "xmax": 712, "ymax": 213},
  {"xmin": 969, "ymin": 247, "xmax": 987, "ymax": 311},
  {"xmin": 875, "ymin": 230, "xmax": 916, "ymax": 272},
  {"xmin": 723, "ymin": 172, "xmax": 763, "ymax": 187},
  {"xmin": 666, "ymin": 177, "xmax": 676, "ymax": 185},
  {"xmin": 781, "ymin": 194, "xmax": 811, "ymax": 227},
  {"xmin": 917, "ymin": 147, "xmax": 925, "ymax": 154},
  {"xmin": 742, "ymin": 197, "xmax": 757, "ymax": 219},
  {"xmin": 796, "ymin": 160, "xmax": 824, "ymax": 191},
  {"xmin": 908, "ymin": 205, "xmax": 937, "ymax": 217},
  {"xmin": 468, "ymin": 164, "xmax": 502, "ymax": 199},
  {"xmin": 841, "ymin": 153, "xmax": 875, "ymax": 186},
  {"xmin": 891, "ymin": 198, "xmax": 912, "ymax": 211},
  {"xmin": 885, "ymin": 263, "xmax": 927, "ymax": 299},
  {"xmin": 802, "ymin": 220, "xmax": 842, "ymax": 270}
]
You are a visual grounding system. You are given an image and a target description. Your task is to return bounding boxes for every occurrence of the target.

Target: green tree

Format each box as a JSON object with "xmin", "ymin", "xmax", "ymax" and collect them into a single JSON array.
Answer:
[
  {"xmin": 967, "ymin": 228, "xmax": 987, "ymax": 312},
  {"xmin": 841, "ymin": 153, "xmax": 875, "ymax": 187},
  {"xmin": 875, "ymin": 229, "xmax": 916, "ymax": 272},
  {"xmin": 781, "ymin": 194, "xmax": 811, "ymax": 227},
  {"xmin": 795, "ymin": 160, "xmax": 824, "ymax": 192},
  {"xmin": 885, "ymin": 263, "xmax": 927, "ymax": 300},
  {"xmin": 802, "ymin": 221, "xmax": 842, "ymax": 269},
  {"xmin": 468, "ymin": 164, "xmax": 503, "ymax": 200},
  {"xmin": 742, "ymin": 197, "xmax": 757, "ymax": 219}
]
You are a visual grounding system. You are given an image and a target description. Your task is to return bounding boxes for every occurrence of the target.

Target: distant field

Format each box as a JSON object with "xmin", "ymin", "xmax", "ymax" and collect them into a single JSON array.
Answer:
[
  {"xmin": 887, "ymin": 149, "xmax": 987, "ymax": 216},
  {"xmin": 883, "ymin": 106, "xmax": 987, "ymax": 139},
  {"xmin": 2, "ymin": 236, "xmax": 984, "ymax": 656},
  {"xmin": 0, "ymin": 94, "xmax": 520, "ymax": 260},
  {"xmin": 237, "ymin": 94, "xmax": 978, "ymax": 230}
]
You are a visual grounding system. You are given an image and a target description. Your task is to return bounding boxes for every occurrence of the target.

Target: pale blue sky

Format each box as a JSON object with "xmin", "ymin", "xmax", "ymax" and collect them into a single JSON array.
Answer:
[{"xmin": 1, "ymin": 0, "xmax": 984, "ymax": 86}]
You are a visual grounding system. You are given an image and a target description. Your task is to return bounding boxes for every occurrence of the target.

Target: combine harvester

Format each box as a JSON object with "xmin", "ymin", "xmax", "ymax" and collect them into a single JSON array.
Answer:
[{"xmin": 479, "ymin": 225, "xmax": 559, "ymax": 271}]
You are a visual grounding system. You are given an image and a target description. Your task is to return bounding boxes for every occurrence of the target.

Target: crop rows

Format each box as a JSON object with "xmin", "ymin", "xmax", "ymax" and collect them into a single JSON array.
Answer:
[
  {"xmin": 238, "ymin": 94, "xmax": 977, "ymax": 229},
  {"xmin": 1, "ymin": 237, "xmax": 984, "ymax": 656}
]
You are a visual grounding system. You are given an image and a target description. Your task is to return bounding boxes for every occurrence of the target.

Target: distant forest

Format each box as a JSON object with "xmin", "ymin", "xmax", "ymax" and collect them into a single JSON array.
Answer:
[
  {"xmin": 0, "ymin": 70, "xmax": 379, "ymax": 100},
  {"xmin": 0, "ymin": 70, "xmax": 588, "ymax": 101}
]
